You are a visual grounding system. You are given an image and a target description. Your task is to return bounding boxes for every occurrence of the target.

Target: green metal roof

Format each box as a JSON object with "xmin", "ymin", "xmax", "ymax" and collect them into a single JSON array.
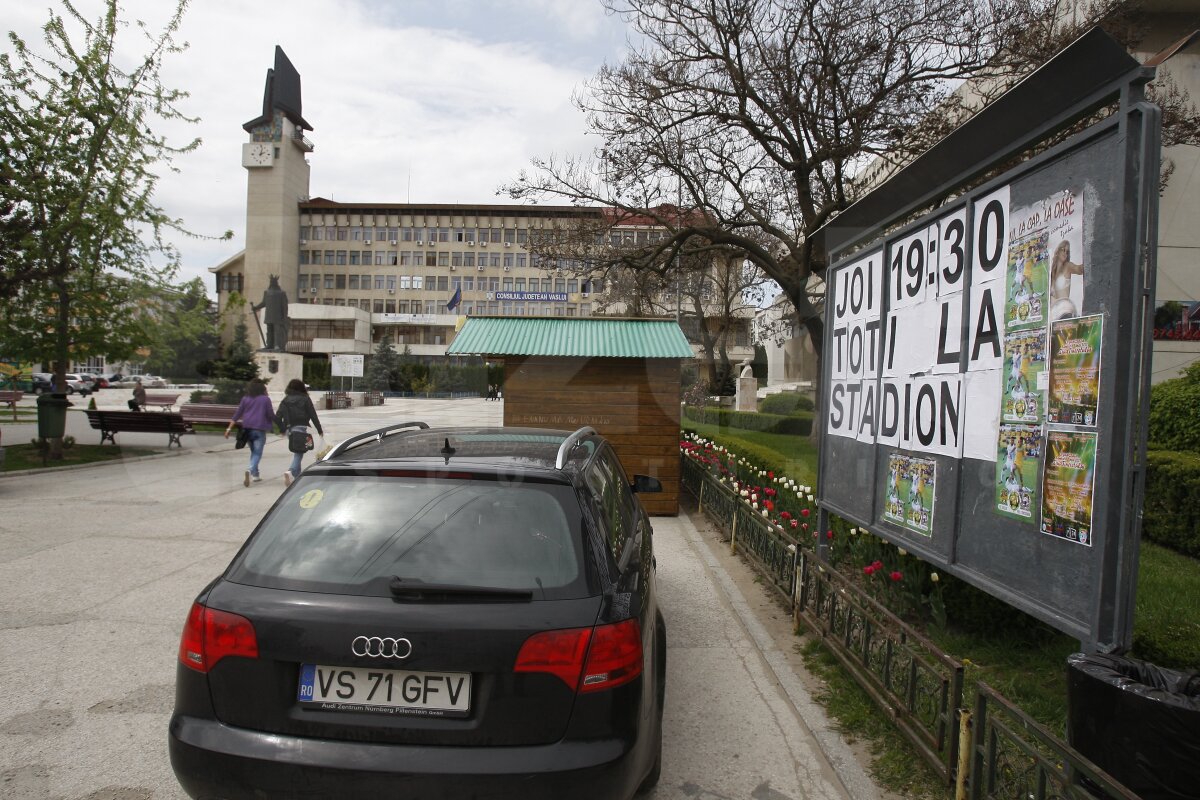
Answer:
[{"xmin": 447, "ymin": 317, "xmax": 694, "ymax": 359}]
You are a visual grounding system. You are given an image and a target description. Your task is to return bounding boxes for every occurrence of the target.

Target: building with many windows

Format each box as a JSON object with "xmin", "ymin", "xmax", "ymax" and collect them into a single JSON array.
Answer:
[{"xmin": 212, "ymin": 48, "xmax": 753, "ymax": 382}]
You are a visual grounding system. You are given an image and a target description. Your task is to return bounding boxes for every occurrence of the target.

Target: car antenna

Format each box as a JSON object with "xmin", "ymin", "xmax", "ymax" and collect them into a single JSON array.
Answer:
[{"xmin": 440, "ymin": 437, "xmax": 456, "ymax": 465}]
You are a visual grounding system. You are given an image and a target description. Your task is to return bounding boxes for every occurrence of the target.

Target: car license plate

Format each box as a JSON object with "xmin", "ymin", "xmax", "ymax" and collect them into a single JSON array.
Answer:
[{"xmin": 298, "ymin": 664, "xmax": 471, "ymax": 717}]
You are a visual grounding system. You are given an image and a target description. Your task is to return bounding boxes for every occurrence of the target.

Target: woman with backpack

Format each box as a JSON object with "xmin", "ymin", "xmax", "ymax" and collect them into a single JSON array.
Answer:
[{"xmin": 276, "ymin": 379, "xmax": 324, "ymax": 486}]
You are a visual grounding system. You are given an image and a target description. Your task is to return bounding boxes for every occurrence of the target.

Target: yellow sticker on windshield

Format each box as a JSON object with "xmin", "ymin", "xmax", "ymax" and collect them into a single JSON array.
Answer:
[{"xmin": 299, "ymin": 489, "xmax": 324, "ymax": 508}]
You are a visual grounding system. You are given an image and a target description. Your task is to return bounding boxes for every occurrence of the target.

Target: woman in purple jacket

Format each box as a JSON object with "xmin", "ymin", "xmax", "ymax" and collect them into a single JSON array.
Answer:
[{"xmin": 224, "ymin": 378, "xmax": 276, "ymax": 486}]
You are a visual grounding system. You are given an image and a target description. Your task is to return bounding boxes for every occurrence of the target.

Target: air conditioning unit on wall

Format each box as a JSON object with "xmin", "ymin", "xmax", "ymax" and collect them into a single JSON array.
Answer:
[{"xmin": 477, "ymin": 265, "xmax": 485, "ymax": 271}]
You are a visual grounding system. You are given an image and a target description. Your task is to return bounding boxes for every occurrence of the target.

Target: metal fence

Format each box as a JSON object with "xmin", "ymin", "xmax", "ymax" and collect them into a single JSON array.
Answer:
[{"xmin": 681, "ymin": 454, "xmax": 1144, "ymax": 799}]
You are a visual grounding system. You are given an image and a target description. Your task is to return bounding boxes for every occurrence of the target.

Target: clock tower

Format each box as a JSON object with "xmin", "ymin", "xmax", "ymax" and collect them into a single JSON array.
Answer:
[{"xmin": 226, "ymin": 46, "xmax": 313, "ymax": 351}]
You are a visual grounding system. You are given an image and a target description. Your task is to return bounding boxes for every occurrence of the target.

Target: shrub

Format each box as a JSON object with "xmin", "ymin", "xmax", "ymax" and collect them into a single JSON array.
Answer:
[
  {"xmin": 1148, "ymin": 362, "xmax": 1200, "ymax": 452},
  {"xmin": 759, "ymin": 392, "xmax": 815, "ymax": 415},
  {"xmin": 1143, "ymin": 449, "xmax": 1200, "ymax": 558},
  {"xmin": 682, "ymin": 405, "xmax": 813, "ymax": 435}
]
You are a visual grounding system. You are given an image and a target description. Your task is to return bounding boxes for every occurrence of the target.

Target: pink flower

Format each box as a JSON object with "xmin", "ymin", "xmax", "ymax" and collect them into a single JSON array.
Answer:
[
  {"xmin": 779, "ymin": 511, "xmax": 792, "ymax": 521},
  {"xmin": 801, "ymin": 508, "xmax": 810, "ymax": 518},
  {"xmin": 790, "ymin": 520, "xmax": 799, "ymax": 529},
  {"xmin": 801, "ymin": 523, "xmax": 808, "ymax": 531},
  {"xmin": 826, "ymin": 531, "xmax": 834, "ymax": 540},
  {"xmin": 863, "ymin": 565, "xmax": 876, "ymax": 575},
  {"xmin": 889, "ymin": 571, "xmax": 903, "ymax": 582}
]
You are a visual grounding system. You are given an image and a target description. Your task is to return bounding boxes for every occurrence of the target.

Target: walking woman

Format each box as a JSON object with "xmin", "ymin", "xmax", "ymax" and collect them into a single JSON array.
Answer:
[
  {"xmin": 275, "ymin": 379, "xmax": 324, "ymax": 486},
  {"xmin": 224, "ymin": 378, "xmax": 275, "ymax": 486}
]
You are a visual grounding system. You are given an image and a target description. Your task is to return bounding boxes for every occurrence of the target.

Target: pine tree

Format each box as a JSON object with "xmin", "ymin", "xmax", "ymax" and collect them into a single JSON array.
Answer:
[{"xmin": 365, "ymin": 335, "xmax": 400, "ymax": 391}]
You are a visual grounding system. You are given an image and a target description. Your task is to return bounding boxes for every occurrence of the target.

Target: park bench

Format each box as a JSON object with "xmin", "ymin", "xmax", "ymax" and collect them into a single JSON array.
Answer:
[
  {"xmin": 324, "ymin": 391, "xmax": 352, "ymax": 410},
  {"xmin": 85, "ymin": 409, "xmax": 194, "ymax": 448},
  {"xmin": 141, "ymin": 392, "xmax": 181, "ymax": 411},
  {"xmin": 0, "ymin": 390, "xmax": 23, "ymax": 419},
  {"xmin": 179, "ymin": 403, "xmax": 240, "ymax": 427}
]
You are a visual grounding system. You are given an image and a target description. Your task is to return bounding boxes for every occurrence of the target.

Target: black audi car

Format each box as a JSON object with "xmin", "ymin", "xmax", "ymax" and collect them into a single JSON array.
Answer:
[{"xmin": 170, "ymin": 423, "xmax": 666, "ymax": 799}]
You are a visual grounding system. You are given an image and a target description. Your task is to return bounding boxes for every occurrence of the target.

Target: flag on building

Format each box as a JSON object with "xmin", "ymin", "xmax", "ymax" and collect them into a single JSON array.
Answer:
[{"xmin": 446, "ymin": 286, "xmax": 462, "ymax": 312}]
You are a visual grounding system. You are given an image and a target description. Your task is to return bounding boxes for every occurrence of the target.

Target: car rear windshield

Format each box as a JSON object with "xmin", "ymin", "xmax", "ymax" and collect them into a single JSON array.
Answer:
[{"xmin": 225, "ymin": 473, "xmax": 591, "ymax": 599}]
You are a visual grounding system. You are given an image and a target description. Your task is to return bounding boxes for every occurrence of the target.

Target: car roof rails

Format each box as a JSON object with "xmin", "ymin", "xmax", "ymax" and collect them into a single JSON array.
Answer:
[
  {"xmin": 323, "ymin": 421, "xmax": 430, "ymax": 460},
  {"xmin": 555, "ymin": 426, "xmax": 597, "ymax": 470}
]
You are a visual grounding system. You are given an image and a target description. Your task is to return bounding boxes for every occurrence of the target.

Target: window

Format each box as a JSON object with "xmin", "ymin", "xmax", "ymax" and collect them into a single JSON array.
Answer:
[
  {"xmin": 437, "ymin": 276, "xmax": 449, "ymax": 292},
  {"xmin": 361, "ymin": 250, "xmax": 371, "ymax": 263},
  {"xmin": 452, "ymin": 252, "xmax": 463, "ymax": 267},
  {"xmin": 516, "ymin": 228, "xmax": 528, "ymax": 244},
  {"xmin": 375, "ymin": 276, "xmax": 385, "ymax": 290},
  {"xmin": 351, "ymin": 227, "xmax": 364, "ymax": 241},
  {"xmin": 515, "ymin": 278, "xmax": 526, "ymax": 291},
  {"xmin": 464, "ymin": 253, "xmax": 475, "ymax": 267},
  {"xmin": 324, "ymin": 250, "xmax": 335, "ymax": 265},
  {"xmin": 476, "ymin": 228, "xmax": 489, "ymax": 243},
  {"xmin": 580, "ymin": 303, "xmax": 591, "ymax": 317},
  {"xmin": 502, "ymin": 277, "xmax": 513, "ymax": 291},
  {"xmin": 554, "ymin": 278, "xmax": 566, "ymax": 293},
  {"xmin": 437, "ymin": 252, "xmax": 449, "ymax": 267},
  {"xmin": 425, "ymin": 252, "xmax": 437, "ymax": 267},
  {"xmin": 413, "ymin": 276, "xmax": 424, "ymax": 289},
  {"xmin": 299, "ymin": 226, "xmax": 310, "ymax": 241},
  {"xmin": 400, "ymin": 251, "xmax": 412, "ymax": 266},
  {"xmin": 502, "ymin": 302, "xmax": 513, "ymax": 315},
  {"xmin": 425, "ymin": 275, "xmax": 437, "ymax": 290},
  {"xmin": 514, "ymin": 302, "xmax": 525, "ymax": 316},
  {"xmin": 335, "ymin": 298, "xmax": 346, "ymax": 306},
  {"xmin": 463, "ymin": 276, "xmax": 474, "ymax": 291},
  {"xmin": 517, "ymin": 254, "xmax": 527, "ymax": 268},
  {"xmin": 451, "ymin": 277, "xmax": 461, "ymax": 289},
  {"xmin": 374, "ymin": 300, "xmax": 384, "ymax": 313},
  {"xmin": 555, "ymin": 305, "xmax": 565, "ymax": 316},
  {"xmin": 386, "ymin": 276, "xmax": 396, "ymax": 291},
  {"xmin": 400, "ymin": 276, "xmax": 412, "ymax": 290},
  {"xmin": 490, "ymin": 228, "xmax": 502, "ymax": 243},
  {"xmin": 503, "ymin": 253, "xmax": 513, "ymax": 268},
  {"xmin": 438, "ymin": 227, "xmax": 450, "ymax": 242},
  {"xmin": 324, "ymin": 274, "xmax": 335, "ymax": 289},
  {"xmin": 488, "ymin": 277, "xmax": 500, "ymax": 291},
  {"xmin": 336, "ymin": 274, "xmax": 346, "ymax": 289},
  {"xmin": 425, "ymin": 301, "xmax": 436, "ymax": 314},
  {"xmin": 311, "ymin": 227, "xmax": 324, "ymax": 241},
  {"xmin": 568, "ymin": 279, "xmax": 578, "ymax": 293},
  {"xmin": 336, "ymin": 250, "xmax": 348, "ymax": 265},
  {"xmin": 375, "ymin": 252, "xmax": 386, "ymax": 265},
  {"xmin": 300, "ymin": 251, "xmax": 310, "ymax": 266},
  {"xmin": 298, "ymin": 274, "xmax": 309, "ymax": 290},
  {"xmin": 362, "ymin": 274, "xmax": 371, "ymax": 288},
  {"xmin": 337, "ymin": 227, "xmax": 348, "ymax": 241},
  {"xmin": 504, "ymin": 228, "xmax": 515, "ymax": 244},
  {"xmin": 402, "ymin": 227, "xmax": 414, "ymax": 241},
  {"xmin": 326, "ymin": 227, "xmax": 338, "ymax": 241},
  {"xmin": 542, "ymin": 278, "xmax": 552, "ymax": 292},
  {"xmin": 349, "ymin": 275, "xmax": 360, "ymax": 290},
  {"xmin": 566, "ymin": 305, "xmax": 576, "ymax": 317},
  {"xmin": 454, "ymin": 227, "xmax": 467, "ymax": 242},
  {"xmin": 350, "ymin": 251, "xmax": 360, "ymax": 266},
  {"xmin": 397, "ymin": 300, "xmax": 410, "ymax": 313},
  {"xmin": 347, "ymin": 299, "xmax": 357, "ymax": 309}
]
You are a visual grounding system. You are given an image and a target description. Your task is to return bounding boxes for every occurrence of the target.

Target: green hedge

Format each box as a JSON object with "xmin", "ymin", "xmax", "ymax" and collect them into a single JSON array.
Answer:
[
  {"xmin": 1143, "ymin": 449, "xmax": 1200, "ymax": 558},
  {"xmin": 758, "ymin": 391, "xmax": 815, "ymax": 415},
  {"xmin": 682, "ymin": 405, "xmax": 813, "ymax": 436}
]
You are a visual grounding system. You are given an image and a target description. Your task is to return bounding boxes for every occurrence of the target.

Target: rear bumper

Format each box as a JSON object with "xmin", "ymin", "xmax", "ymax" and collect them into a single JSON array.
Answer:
[{"xmin": 169, "ymin": 713, "xmax": 649, "ymax": 800}]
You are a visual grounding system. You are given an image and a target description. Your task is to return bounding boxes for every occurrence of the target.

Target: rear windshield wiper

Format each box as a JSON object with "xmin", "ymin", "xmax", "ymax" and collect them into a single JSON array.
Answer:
[{"xmin": 388, "ymin": 576, "xmax": 533, "ymax": 602}]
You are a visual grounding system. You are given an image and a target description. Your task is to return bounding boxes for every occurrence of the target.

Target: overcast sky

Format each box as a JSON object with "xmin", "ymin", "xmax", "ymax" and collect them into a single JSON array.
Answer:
[{"xmin": 5, "ymin": 0, "xmax": 633, "ymax": 294}]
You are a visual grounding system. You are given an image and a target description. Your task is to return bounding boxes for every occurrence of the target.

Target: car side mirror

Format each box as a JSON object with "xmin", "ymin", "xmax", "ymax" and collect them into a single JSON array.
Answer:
[{"xmin": 632, "ymin": 474, "xmax": 662, "ymax": 494}]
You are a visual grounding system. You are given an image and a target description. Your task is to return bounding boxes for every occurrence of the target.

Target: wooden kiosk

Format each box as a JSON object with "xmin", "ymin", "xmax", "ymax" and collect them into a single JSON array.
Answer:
[{"xmin": 448, "ymin": 317, "xmax": 693, "ymax": 515}]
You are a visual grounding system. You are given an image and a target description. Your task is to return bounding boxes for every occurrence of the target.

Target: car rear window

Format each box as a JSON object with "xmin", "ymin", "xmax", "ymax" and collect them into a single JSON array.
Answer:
[{"xmin": 226, "ymin": 474, "xmax": 590, "ymax": 598}]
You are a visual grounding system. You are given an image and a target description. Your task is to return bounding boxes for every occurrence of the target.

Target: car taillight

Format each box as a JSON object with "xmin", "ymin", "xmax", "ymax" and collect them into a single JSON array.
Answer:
[
  {"xmin": 178, "ymin": 602, "xmax": 258, "ymax": 673},
  {"xmin": 514, "ymin": 619, "xmax": 642, "ymax": 693},
  {"xmin": 580, "ymin": 618, "xmax": 642, "ymax": 692}
]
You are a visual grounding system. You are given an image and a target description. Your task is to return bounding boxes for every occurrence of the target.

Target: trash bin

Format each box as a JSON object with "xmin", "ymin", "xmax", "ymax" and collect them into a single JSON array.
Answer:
[
  {"xmin": 1067, "ymin": 652, "xmax": 1200, "ymax": 799},
  {"xmin": 36, "ymin": 392, "xmax": 72, "ymax": 440}
]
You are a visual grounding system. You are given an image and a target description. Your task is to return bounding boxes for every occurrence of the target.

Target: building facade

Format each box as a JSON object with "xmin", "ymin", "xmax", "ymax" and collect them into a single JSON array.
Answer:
[{"xmin": 212, "ymin": 48, "xmax": 753, "ymax": 379}]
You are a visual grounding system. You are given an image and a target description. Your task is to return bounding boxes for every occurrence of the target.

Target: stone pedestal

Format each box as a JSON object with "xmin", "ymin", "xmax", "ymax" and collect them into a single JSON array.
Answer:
[
  {"xmin": 735, "ymin": 375, "xmax": 757, "ymax": 412},
  {"xmin": 255, "ymin": 352, "xmax": 304, "ymax": 390}
]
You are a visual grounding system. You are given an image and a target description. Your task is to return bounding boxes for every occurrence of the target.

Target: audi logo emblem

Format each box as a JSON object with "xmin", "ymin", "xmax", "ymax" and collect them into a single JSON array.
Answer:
[{"xmin": 351, "ymin": 636, "xmax": 413, "ymax": 659}]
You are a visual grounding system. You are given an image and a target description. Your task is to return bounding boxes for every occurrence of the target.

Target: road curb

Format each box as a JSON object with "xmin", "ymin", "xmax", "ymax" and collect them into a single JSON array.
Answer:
[
  {"xmin": 677, "ymin": 508, "xmax": 885, "ymax": 800},
  {"xmin": 0, "ymin": 448, "xmax": 190, "ymax": 478}
]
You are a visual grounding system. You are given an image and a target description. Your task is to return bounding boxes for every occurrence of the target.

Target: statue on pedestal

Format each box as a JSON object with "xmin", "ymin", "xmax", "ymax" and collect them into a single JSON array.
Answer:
[{"xmin": 253, "ymin": 274, "xmax": 290, "ymax": 351}]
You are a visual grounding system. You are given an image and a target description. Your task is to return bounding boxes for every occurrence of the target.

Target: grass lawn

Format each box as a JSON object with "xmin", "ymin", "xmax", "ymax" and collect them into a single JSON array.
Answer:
[
  {"xmin": 1, "ymin": 442, "xmax": 160, "ymax": 471},
  {"xmin": 681, "ymin": 419, "xmax": 819, "ymax": 487}
]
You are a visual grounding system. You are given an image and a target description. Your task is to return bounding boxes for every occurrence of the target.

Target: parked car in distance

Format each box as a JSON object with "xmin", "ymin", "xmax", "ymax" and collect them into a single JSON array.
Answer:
[
  {"xmin": 31, "ymin": 373, "xmax": 55, "ymax": 395},
  {"xmin": 169, "ymin": 423, "xmax": 666, "ymax": 800},
  {"xmin": 77, "ymin": 373, "xmax": 101, "ymax": 390},
  {"xmin": 139, "ymin": 375, "xmax": 167, "ymax": 388},
  {"xmin": 62, "ymin": 374, "xmax": 92, "ymax": 395},
  {"xmin": 100, "ymin": 372, "xmax": 124, "ymax": 384}
]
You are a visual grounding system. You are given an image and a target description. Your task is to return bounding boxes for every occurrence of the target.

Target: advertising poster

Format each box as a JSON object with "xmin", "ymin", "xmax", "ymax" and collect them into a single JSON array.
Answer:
[
  {"xmin": 995, "ymin": 424, "xmax": 1042, "ymax": 521},
  {"xmin": 1040, "ymin": 431, "xmax": 1098, "ymax": 546},
  {"xmin": 883, "ymin": 453, "xmax": 936, "ymax": 536},
  {"xmin": 1047, "ymin": 314, "xmax": 1103, "ymax": 426},
  {"xmin": 1005, "ymin": 230, "xmax": 1048, "ymax": 328},
  {"xmin": 1007, "ymin": 190, "xmax": 1086, "ymax": 325},
  {"xmin": 1001, "ymin": 328, "xmax": 1047, "ymax": 423}
]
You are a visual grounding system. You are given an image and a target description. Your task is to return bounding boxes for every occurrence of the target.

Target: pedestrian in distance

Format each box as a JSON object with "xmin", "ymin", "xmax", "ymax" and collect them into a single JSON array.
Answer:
[
  {"xmin": 129, "ymin": 377, "xmax": 146, "ymax": 411},
  {"xmin": 275, "ymin": 378, "xmax": 324, "ymax": 487},
  {"xmin": 224, "ymin": 378, "xmax": 275, "ymax": 486}
]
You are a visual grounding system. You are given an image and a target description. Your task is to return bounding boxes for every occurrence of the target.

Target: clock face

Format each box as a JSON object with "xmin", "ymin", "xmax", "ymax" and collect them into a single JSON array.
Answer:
[{"xmin": 243, "ymin": 142, "xmax": 274, "ymax": 167}]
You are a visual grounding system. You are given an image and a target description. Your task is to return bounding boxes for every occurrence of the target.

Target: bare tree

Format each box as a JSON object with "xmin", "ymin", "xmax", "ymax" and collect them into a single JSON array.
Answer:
[{"xmin": 504, "ymin": 0, "xmax": 1152, "ymax": 364}]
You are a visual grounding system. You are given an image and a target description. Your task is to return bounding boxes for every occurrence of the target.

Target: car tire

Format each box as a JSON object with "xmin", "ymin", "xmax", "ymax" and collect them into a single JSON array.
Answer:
[{"xmin": 637, "ymin": 612, "xmax": 667, "ymax": 795}]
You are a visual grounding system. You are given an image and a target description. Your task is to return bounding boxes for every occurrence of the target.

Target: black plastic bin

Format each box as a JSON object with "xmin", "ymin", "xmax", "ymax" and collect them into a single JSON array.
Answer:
[{"xmin": 1067, "ymin": 652, "xmax": 1200, "ymax": 799}]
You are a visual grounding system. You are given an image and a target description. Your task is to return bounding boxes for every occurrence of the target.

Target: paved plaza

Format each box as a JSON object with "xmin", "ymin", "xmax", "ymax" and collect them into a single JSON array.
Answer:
[{"xmin": 0, "ymin": 395, "xmax": 886, "ymax": 800}]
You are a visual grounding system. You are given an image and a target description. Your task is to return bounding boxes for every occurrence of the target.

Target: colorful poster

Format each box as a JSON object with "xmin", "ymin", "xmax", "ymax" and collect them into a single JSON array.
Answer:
[
  {"xmin": 883, "ymin": 453, "xmax": 936, "ymax": 536},
  {"xmin": 1005, "ymin": 230, "xmax": 1048, "ymax": 328},
  {"xmin": 1047, "ymin": 315, "xmax": 1103, "ymax": 426},
  {"xmin": 1007, "ymin": 190, "xmax": 1086, "ymax": 324},
  {"xmin": 1001, "ymin": 328, "xmax": 1047, "ymax": 423},
  {"xmin": 1040, "ymin": 431, "xmax": 1098, "ymax": 546},
  {"xmin": 995, "ymin": 424, "xmax": 1042, "ymax": 521}
]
